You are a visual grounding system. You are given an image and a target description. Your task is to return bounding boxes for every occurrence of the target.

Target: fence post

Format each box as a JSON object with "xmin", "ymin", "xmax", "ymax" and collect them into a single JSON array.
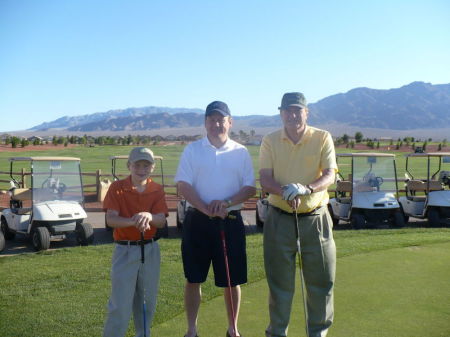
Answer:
[
  {"xmin": 96, "ymin": 169, "xmax": 101, "ymax": 201},
  {"xmin": 21, "ymin": 168, "xmax": 26, "ymax": 188}
]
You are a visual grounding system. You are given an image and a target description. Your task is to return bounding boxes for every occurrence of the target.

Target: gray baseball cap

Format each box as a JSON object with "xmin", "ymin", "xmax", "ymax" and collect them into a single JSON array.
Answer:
[
  {"xmin": 128, "ymin": 147, "xmax": 155, "ymax": 164},
  {"xmin": 279, "ymin": 92, "xmax": 307, "ymax": 110}
]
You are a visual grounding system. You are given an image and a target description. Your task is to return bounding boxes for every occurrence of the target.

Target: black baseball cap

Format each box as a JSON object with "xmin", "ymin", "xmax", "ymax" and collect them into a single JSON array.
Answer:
[{"xmin": 205, "ymin": 101, "xmax": 231, "ymax": 117}]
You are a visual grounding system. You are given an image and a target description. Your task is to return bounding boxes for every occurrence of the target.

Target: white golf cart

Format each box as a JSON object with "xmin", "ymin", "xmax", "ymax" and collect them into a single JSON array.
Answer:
[
  {"xmin": 0, "ymin": 157, "xmax": 93, "ymax": 251},
  {"xmin": 328, "ymin": 153, "xmax": 404, "ymax": 229},
  {"xmin": 255, "ymin": 187, "xmax": 269, "ymax": 228},
  {"xmin": 105, "ymin": 155, "xmax": 169, "ymax": 238},
  {"xmin": 398, "ymin": 152, "xmax": 450, "ymax": 227},
  {"xmin": 176, "ymin": 195, "xmax": 189, "ymax": 229}
]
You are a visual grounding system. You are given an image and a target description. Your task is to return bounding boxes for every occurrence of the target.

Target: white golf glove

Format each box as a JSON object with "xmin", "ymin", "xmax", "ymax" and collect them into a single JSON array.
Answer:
[{"xmin": 282, "ymin": 183, "xmax": 311, "ymax": 201}]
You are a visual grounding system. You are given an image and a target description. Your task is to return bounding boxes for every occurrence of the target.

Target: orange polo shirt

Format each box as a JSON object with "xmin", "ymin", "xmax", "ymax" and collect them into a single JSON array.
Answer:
[{"xmin": 103, "ymin": 176, "xmax": 169, "ymax": 241}]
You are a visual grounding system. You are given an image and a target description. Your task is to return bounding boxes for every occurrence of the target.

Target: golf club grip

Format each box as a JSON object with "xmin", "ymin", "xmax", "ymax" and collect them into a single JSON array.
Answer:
[{"xmin": 140, "ymin": 232, "xmax": 145, "ymax": 264}]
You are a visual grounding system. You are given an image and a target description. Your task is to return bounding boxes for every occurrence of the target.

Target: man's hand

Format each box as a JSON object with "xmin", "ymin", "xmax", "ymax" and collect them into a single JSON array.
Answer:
[
  {"xmin": 282, "ymin": 183, "xmax": 311, "ymax": 200},
  {"xmin": 207, "ymin": 200, "xmax": 228, "ymax": 219},
  {"xmin": 132, "ymin": 212, "xmax": 153, "ymax": 232}
]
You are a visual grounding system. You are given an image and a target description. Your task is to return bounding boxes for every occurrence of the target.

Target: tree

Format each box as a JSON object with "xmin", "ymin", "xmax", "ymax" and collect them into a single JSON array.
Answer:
[
  {"xmin": 342, "ymin": 134, "xmax": 349, "ymax": 144},
  {"xmin": 11, "ymin": 137, "xmax": 20, "ymax": 148},
  {"xmin": 354, "ymin": 132, "xmax": 363, "ymax": 143}
]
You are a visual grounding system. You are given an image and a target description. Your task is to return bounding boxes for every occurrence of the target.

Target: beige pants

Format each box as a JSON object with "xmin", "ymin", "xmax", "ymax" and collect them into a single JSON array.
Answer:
[
  {"xmin": 264, "ymin": 206, "xmax": 336, "ymax": 337},
  {"xmin": 103, "ymin": 242, "xmax": 160, "ymax": 337}
]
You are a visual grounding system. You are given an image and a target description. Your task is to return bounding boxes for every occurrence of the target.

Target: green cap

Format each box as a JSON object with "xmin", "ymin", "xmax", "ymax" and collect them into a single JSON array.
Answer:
[{"xmin": 279, "ymin": 92, "xmax": 307, "ymax": 110}]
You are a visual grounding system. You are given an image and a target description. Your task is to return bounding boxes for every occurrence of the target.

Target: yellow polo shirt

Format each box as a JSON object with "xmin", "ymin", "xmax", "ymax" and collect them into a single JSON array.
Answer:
[{"xmin": 259, "ymin": 126, "xmax": 337, "ymax": 213}]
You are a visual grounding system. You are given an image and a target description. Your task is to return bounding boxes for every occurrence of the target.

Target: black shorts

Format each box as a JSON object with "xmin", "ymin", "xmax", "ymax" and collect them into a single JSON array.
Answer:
[{"xmin": 181, "ymin": 209, "xmax": 247, "ymax": 287}]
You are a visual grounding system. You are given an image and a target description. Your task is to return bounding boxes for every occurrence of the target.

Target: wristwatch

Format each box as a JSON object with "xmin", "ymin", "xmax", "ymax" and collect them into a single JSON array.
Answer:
[{"xmin": 306, "ymin": 185, "xmax": 314, "ymax": 194}]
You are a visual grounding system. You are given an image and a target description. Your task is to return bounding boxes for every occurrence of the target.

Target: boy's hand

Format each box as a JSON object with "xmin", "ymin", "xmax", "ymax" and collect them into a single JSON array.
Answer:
[{"xmin": 132, "ymin": 212, "xmax": 153, "ymax": 232}]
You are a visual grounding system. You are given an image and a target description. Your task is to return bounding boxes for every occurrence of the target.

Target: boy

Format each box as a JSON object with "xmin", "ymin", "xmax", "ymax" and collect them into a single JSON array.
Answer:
[{"xmin": 103, "ymin": 146, "xmax": 169, "ymax": 337}]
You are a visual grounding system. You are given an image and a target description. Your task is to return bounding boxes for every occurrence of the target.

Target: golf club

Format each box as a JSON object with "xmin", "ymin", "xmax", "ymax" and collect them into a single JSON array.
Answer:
[
  {"xmin": 294, "ymin": 209, "xmax": 309, "ymax": 337},
  {"xmin": 140, "ymin": 231, "xmax": 148, "ymax": 337},
  {"xmin": 219, "ymin": 216, "xmax": 237, "ymax": 337}
]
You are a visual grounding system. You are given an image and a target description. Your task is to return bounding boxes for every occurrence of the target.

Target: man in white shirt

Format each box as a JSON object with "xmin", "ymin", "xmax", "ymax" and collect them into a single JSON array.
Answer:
[{"xmin": 175, "ymin": 101, "xmax": 256, "ymax": 337}]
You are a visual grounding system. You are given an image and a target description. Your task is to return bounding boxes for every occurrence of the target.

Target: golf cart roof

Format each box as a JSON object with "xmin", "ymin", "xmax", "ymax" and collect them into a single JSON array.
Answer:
[
  {"xmin": 337, "ymin": 153, "xmax": 395, "ymax": 158},
  {"xmin": 405, "ymin": 152, "xmax": 450, "ymax": 158},
  {"xmin": 9, "ymin": 156, "xmax": 81, "ymax": 162},
  {"xmin": 109, "ymin": 155, "xmax": 163, "ymax": 160}
]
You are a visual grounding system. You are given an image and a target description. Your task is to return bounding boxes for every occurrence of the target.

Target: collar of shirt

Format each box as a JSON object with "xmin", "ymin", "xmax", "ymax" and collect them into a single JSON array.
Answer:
[
  {"xmin": 280, "ymin": 125, "xmax": 312, "ymax": 145},
  {"xmin": 122, "ymin": 176, "xmax": 159, "ymax": 194},
  {"xmin": 201, "ymin": 136, "xmax": 232, "ymax": 150}
]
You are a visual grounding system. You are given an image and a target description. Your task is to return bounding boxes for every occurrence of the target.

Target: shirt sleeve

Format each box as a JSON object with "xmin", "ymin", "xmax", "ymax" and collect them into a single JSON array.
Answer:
[
  {"xmin": 174, "ymin": 145, "xmax": 194, "ymax": 185},
  {"xmin": 320, "ymin": 131, "xmax": 338, "ymax": 171},
  {"xmin": 242, "ymin": 148, "xmax": 256, "ymax": 187},
  {"xmin": 259, "ymin": 135, "xmax": 274, "ymax": 170}
]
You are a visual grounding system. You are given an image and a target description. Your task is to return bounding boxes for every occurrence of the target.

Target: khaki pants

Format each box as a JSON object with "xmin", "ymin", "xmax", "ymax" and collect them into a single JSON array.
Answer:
[
  {"xmin": 103, "ymin": 242, "xmax": 160, "ymax": 337},
  {"xmin": 264, "ymin": 206, "xmax": 336, "ymax": 337}
]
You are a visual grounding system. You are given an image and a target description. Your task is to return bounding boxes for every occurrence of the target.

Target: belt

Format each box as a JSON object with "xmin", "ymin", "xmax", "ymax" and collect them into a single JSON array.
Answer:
[
  {"xmin": 271, "ymin": 205, "xmax": 324, "ymax": 217},
  {"xmin": 188, "ymin": 207, "xmax": 241, "ymax": 217},
  {"xmin": 115, "ymin": 238, "xmax": 157, "ymax": 246}
]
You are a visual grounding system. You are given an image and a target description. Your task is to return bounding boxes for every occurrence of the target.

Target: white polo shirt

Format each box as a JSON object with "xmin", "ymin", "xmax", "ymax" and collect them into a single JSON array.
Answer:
[{"xmin": 174, "ymin": 136, "xmax": 255, "ymax": 210}]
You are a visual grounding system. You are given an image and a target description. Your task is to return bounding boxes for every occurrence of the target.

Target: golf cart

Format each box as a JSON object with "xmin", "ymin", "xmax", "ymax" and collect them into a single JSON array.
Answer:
[
  {"xmin": 176, "ymin": 191, "xmax": 189, "ymax": 229},
  {"xmin": 398, "ymin": 152, "xmax": 450, "ymax": 226},
  {"xmin": 105, "ymin": 155, "xmax": 169, "ymax": 238},
  {"xmin": 1, "ymin": 157, "xmax": 93, "ymax": 251},
  {"xmin": 255, "ymin": 187, "xmax": 269, "ymax": 228},
  {"xmin": 328, "ymin": 153, "xmax": 404, "ymax": 229}
]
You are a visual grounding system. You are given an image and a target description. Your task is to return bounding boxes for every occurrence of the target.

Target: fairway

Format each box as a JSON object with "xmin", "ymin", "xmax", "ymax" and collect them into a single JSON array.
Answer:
[{"xmin": 154, "ymin": 242, "xmax": 450, "ymax": 337}]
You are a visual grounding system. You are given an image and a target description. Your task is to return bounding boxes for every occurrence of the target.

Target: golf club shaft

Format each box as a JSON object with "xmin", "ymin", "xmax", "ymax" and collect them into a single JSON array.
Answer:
[
  {"xmin": 220, "ymin": 218, "xmax": 237, "ymax": 337},
  {"xmin": 140, "ymin": 231, "xmax": 147, "ymax": 337},
  {"xmin": 294, "ymin": 210, "xmax": 309, "ymax": 337}
]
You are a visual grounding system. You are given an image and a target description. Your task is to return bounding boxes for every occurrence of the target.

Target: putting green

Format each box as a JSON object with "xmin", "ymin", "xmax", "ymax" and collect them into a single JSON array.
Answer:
[{"xmin": 153, "ymin": 242, "xmax": 450, "ymax": 337}]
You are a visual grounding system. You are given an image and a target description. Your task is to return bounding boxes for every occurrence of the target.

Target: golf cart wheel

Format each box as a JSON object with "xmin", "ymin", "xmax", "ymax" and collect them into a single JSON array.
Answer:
[
  {"xmin": 0, "ymin": 230, "xmax": 5, "ymax": 252},
  {"xmin": 1, "ymin": 216, "xmax": 16, "ymax": 240},
  {"xmin": 76, "ymin": 222, "xmax": 94, "ymax": 245},
  {"xmin": 32, "ymin": 227, "xmax": 51, "ymax": 251},
  {"xmin": 176, "ymin": 211, "xmax": 183, "ymax": 229},
  {"xmin": 351, "ymin": 213, "xmax": 366, "ymax": 230},
  {"xmin": 256, "ymin": 207, "xmax": 264, "ymax": 228},
  {"xmin": 428, "ymin": 208, "xmax": 441, "ymax": 227},
  {"xmin": 392, "ymin": 210, "xmax": 405, "ymax": 228},
  {"xmin": 327, "ymin": 204, "xmax": 339, "ymax": 227}
]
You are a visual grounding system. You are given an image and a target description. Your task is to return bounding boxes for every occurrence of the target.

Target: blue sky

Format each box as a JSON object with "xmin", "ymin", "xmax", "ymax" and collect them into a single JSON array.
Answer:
[{"xmin": 1, "ymin": 0, "xmax": 449, "ymax": 132}]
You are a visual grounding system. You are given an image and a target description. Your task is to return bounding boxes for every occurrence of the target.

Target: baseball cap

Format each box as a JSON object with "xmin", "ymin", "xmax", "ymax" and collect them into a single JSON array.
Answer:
[
  {"xmin": 279, "ymin": 92, "xmax": 307, "ymax": 110},
  {"xmin": 205, "ymin": 101, "xmax": 231, "ymax": 117},
  {"xmin": 128, "ymin": 147, "xmax": 155, "ymax": 164}
]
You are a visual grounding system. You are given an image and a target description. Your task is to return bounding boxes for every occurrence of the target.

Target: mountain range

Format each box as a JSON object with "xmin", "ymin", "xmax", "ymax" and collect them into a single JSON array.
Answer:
[{"xmin": 28, "ymin": 81, "xmax": 450, "ymax": 132}]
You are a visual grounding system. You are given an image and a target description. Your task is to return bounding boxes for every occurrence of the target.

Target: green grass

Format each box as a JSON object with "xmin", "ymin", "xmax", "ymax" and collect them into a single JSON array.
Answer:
[{"xmin": 0, "ymin": 228, "xmax": 449, "ymax": 337}]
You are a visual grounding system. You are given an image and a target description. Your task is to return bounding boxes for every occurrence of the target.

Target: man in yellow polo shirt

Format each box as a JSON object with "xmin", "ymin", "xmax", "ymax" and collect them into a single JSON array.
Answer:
[{"xmin": 259, "ymin": 92, "xmax": 337, "ymax": 337}]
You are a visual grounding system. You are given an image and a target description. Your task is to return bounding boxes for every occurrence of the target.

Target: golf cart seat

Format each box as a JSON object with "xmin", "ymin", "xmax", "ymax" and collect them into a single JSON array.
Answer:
[
  {"xmin": 11, "ymin": 188, "xmax": 31, "ymax": 201},
  {"xmin": 336, "ymin": 180, "xmax": 352, "ymax": 193},
  {"xmin": 407, "ymin": 180, "xmax": 443, "ymax": 193}
]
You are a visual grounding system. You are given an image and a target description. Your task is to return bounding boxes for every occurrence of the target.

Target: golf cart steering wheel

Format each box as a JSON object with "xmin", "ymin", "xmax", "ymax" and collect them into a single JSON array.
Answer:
[
  {"xmin": 41, "ymin": 178, "xmax": 66, "ymax": 194},
  {"xmin": 370, "ymin": 176, "xmax": 383, "ymax": 188}
]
